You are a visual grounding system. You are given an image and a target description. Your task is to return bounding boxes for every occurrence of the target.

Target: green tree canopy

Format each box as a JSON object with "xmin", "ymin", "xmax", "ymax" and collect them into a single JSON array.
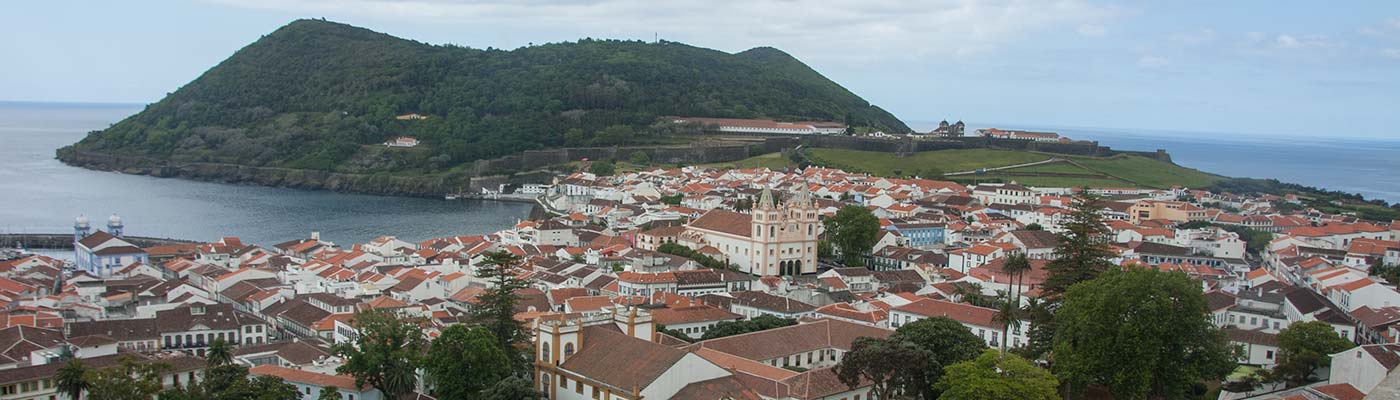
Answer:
[
  {"xmin": 699, "ymin": 315, "xmax": 797, "ymax": 340},
  {"xmin": 824, "ymin": 205, "xmax": 881, "ymax": 267},
  {"xmin": 162, "ymin": 361, "xmax": 300, "ymax": 400},
  {"xmin": 333, "ymin": 309, "xmax": 426, "ymax": 400},
  {"xmin": 206, "ymin": 338, "xmax": 233, "ymax": 367},
  {"xmin": 834, "ymin": 337, "xmax": 927, "ymax": 400},
  {"xmin": 473, "ymin": 250, "xmax": 532, "ymax": 373},
  {"xmin": 892, "ymin": 316, "xmax": 987, "ymax": 399},
  {"xmin": 628, "ymin": 150, "xmax": 651, "ymax": 165},
  {"xmin": 1275, "ymin": 321, "xmax": 1356, "ymax": 385},
  {"xmin": 56, "ymin": 358, "xmax": 89, "ymax": 400},
  {"xmin": 479, "ymin": 376, "xmax": 545, "ymax": 400},
  {"xmin": 424, "ymin": 325, "xmax": 512, "ymax": 399},
  {"xmin": 67, "ymin": 20, "xmax": 910, "ymax": 176},
  {"xmin": 317, "ymin": 386, "xmax": 341, "ymax": 400},
  {"xmin": 1052, "ymin": 267, "xmax": 1237, "ymax": 399},
  {"xmin": 84, "ymin": 357, "xmax": 168, "ymax": 400},
  {"xmin": 588, "ymin": 160, "xmax": 616, "ymax": 176},
  {"xmin": 1042, "ymin": 192, "xmax": 1114, "ymax": 298},
  {"xmin": 935, "ymin": 350, "xmax": 1060, "ymax": 400}
]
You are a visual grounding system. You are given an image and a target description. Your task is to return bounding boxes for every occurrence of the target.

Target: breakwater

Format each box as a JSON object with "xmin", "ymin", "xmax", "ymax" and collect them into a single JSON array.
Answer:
[{"xmin": 1, "ymin": 233, "xmax": 195, "ymax": 250}]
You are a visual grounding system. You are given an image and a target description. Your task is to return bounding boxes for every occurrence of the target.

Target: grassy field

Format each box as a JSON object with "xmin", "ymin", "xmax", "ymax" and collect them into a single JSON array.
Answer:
[
  {"xmin": 948, "ymin": 174, "xmax": 1133, "ymax": 188},
  {"xmin": 1070, "ymin": 156, "xmax": 1223, "ymax": 188},
  {"xmin": 804, "ymin": 148, "xmax": 1226, "ymax": 189},
  {"xmin": 699, "ymin": 152, "xmax": 799, "ymax": 170},
  {"xmin": 806, "ymin": 148, "xmax": 1052, "ymax": 176},
  {"xmin": 1001, "ymin": 162, "xmax": 1096, "ymax": 175}
]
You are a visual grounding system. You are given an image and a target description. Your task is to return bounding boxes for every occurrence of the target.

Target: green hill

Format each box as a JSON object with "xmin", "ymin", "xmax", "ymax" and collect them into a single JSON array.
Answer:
[{"xmin": 64, "ymin": 19, "xmax": 908, "ymax": 173}]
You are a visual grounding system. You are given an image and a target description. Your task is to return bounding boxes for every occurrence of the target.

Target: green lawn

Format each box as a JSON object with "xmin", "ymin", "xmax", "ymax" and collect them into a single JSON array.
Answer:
[
  {"xmin": 805, "ymin": 148, "xmax": 1052, "ymax": 176},
  {"xmin": 949, "ymin": 174, "xmax": 1134, "ymax": 188},
  {"xmin": 805, "ymin": 148, "xmax": 1226, "ymax": 189},
  {"xmin": 700, "ymin": 152, "xmax": 798, "ymax": 170},
  {"xmin": 1001, "ymin": 161, "xmax": 1096, "ymax": 175},
  {"xmin": 1069, "ymin": 155, "xmax": 1224, "ymax": 189}
]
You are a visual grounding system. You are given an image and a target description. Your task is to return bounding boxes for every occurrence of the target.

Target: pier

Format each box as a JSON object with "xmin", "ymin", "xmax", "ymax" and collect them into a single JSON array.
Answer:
[{"xmin": 0, "ymin": 233, "xmax": 196, "ymax": 250}]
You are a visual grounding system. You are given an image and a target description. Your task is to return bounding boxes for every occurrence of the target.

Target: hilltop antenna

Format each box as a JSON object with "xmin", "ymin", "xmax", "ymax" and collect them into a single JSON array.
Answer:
[{"xmin": 654, "ymin": 32, "xmax": 658, "ymax": 44}]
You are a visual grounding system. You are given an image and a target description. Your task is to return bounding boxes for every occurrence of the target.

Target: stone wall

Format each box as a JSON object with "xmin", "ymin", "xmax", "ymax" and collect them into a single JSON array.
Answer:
[{"xmin": 474, "ymin": 144, "xmax": 754, "ymax": 173}]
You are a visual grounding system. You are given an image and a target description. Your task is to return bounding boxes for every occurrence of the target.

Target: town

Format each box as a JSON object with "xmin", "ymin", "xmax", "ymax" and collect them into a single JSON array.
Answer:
[{"xmin": 2, "ymin": 164, "xmax": 1398, "ymax": 400}]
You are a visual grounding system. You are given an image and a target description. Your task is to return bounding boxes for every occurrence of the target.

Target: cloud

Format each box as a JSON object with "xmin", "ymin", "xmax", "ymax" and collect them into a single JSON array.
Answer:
[
  {"xmin": 202, "ymin": 0, "xmax": 1120, "ymax": 64},
  {"xmin": 1384, "ymin": 48, "xmax": 1400, "ymax": 59},
  {"xmin": 1137, "ymin": 55, "xmax": 1168, "ymax": 68},
  {"xmin": 1361, "ymin": 17, "xmax": 1400, "ymax": 38},
  {"xmin": 1168, "ymin": 29, "xmax": 1215, "ymax": 45},
  {"xmin": 1077, "ymin": 24, "xmax": 1105, "ymax": 37},
  {"xmin": 1274, "ymin": 34, "xmax": 1332, "ymax": 49}
]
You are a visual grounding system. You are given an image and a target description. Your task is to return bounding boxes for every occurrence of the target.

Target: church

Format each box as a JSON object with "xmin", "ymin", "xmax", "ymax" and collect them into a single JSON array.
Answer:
[
  {"xmin": 682, "ymin": 185, "xmax": 820, "ymax": 276},
  {"xmin": 73, "ymin": 214, "xmax": 148, "ymax": 278}
]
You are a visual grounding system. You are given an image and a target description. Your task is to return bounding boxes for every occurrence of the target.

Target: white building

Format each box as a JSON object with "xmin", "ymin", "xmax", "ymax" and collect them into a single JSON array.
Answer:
[
  {"xmin": 1329, "ymin": 344, "xmax": 1400, "ymax": 393},
  {"xmin": 889, "ymin": 298, "xmax": 1029, "ymax": 349},
  {"xmin": 683, "ymin": 186, "xmax": 819, "ymax": 276}
]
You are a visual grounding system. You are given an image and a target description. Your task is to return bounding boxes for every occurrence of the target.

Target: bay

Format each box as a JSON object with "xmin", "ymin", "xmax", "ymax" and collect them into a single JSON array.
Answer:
[{"xmin": 0, "ymin": 102, "xmax": 531, "ymax": 247}]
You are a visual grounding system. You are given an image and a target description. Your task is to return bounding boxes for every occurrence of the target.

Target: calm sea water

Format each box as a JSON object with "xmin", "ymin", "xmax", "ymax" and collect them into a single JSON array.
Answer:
[
  {"xmin": 0, "ymin": 102, "xmax": 532, "ymax": 247},
  {"xmin": 909, "ymin": 121, "xmax": 1400, "ymax": 203}
]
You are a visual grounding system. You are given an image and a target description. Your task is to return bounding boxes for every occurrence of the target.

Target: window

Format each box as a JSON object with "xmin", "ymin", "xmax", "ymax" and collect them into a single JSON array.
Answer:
[
  {"xmin": 1266, "ymin": 350, "xmax": 1274, "ymax": 359},
  {"xmin": 564, "ymin": 343, "xmax": 575, "ymax": 358},
  {"xmin": 576, "ymin": 381, "xmax": 584, "ymax": 394},
  {"xmin": 592, "ymin": 387, "xmax": 600, "ymax": 399},
  {"xmin": 560, "ymin": 376, "xmax": 567, "ymax": 388}
]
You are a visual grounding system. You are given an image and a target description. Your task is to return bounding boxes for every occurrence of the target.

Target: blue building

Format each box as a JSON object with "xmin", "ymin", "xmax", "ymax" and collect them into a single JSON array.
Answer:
[
  {"xmin": 887, "ymin": 222, "xmax": 947, "ymax": 248},
  {"xmin": 73, "ymin": 214, "xmax": 147, "ymax": 278}
]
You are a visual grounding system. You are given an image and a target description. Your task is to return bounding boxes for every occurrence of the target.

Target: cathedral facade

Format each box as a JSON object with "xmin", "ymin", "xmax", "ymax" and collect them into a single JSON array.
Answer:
[{"xmin": 684, "ymin": 185, "xmax": 820, "ymax": 276}]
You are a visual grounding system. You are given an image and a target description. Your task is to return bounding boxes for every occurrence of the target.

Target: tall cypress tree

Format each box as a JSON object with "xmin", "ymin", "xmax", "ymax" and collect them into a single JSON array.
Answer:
[
  {"xmin": 472, "ymin": 250, "xmax": 531, "ymax": 373},
  {"xmin": 1041, "ymin": 192, "xmax": 1115, "ymax": 298}
]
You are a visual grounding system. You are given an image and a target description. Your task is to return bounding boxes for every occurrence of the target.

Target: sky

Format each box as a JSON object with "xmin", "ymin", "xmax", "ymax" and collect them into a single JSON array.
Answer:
[{"xmin": 4, "ymin": 1, "xmax": 1400, "ymax": 139}]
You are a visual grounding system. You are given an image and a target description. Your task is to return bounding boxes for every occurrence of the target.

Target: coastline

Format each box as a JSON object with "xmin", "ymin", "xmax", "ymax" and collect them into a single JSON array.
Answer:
[{"xmin": 57, "ymin": 147, "xmax": 464, "ymax": 198}]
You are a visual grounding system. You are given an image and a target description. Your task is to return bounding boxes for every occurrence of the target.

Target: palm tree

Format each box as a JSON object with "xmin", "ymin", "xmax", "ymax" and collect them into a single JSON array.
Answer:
[
  {"xmin": 56, "ymin": 358, "xmax": 88, "ymax": 400},
  {"xmin": 206, "ymin": 338, "xmax": 232, "ymax": 367},
  {"xmin": 1002, "ymin": 253, "xmax": 1032, "ymax": 306},
  {"xmin": 993, "ymin": 299, "xmax": 1022, "ymax": 351}
]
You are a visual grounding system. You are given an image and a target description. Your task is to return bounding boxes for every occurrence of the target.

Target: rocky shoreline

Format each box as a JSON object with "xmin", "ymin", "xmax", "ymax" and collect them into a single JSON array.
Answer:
[{"xmin": 56, "ymin": 147, "xmax": 461, "ymax": 198}]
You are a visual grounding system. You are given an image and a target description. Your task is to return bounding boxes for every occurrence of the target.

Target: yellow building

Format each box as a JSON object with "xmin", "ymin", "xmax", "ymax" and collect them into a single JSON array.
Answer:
[{"xmin": 1129, "ymin": 200, "xmax": 1208, "ymax": 224}]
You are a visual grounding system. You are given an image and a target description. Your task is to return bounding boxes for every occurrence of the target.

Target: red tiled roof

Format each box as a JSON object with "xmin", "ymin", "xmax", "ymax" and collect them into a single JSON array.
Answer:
[
  {"xmin": 688, "ymin": 209, "xmax": 753, "ymax": 237},
  {"xmin": 249, "ymin": 365, "xmax": 363, "ymax": 390},
  {"xmin": 892, "ymin": 298, "xmax": 1003, "ymax": 329}
]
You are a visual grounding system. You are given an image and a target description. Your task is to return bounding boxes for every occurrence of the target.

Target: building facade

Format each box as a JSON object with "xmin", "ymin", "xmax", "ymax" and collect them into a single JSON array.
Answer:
[{"xmin": 684, "ymin": 186, "xmax": 819, "ymax": 276}]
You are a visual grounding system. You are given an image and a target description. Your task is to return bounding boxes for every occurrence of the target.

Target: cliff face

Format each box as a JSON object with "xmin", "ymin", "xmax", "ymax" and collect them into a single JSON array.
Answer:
[{"xmin": 57, "ymin": 148, "xmax": 459, "ymax": 197}]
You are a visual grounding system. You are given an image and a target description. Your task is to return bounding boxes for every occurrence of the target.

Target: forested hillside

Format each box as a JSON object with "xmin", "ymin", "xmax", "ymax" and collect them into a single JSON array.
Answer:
[{"xmin": 65, "ymin": 19, "xmax": 908, "ymax": 174}]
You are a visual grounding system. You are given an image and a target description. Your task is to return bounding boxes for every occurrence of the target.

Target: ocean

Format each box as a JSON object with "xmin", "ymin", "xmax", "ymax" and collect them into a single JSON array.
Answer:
[
  {"xmin": 0, "ymin": 102, "xmax": 532, "ymax": 247},
  {"xmin": 908, "ymin": 121, "xmax": 1400, "ymax": 203}
]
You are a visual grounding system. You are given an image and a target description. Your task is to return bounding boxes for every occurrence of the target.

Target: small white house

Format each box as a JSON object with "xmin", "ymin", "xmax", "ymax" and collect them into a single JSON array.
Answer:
[{"xmin": 383, "ymin": 137, "xmax": 419, "ymax": 148}]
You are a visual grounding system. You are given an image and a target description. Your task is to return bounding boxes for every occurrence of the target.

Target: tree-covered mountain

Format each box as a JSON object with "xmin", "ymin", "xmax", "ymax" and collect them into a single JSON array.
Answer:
[{"xmin": 65, "ymin": 19, "xmax": 908, "ymax": 173}]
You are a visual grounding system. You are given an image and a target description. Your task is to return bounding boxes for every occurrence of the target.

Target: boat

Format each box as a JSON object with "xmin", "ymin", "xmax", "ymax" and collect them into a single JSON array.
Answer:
[{"xmin": 444, "ymin": 193, "xmax": 460, "ymax": 200}]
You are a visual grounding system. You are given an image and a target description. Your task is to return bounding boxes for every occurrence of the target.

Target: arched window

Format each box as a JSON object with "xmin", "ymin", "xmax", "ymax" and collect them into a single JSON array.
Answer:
[
  {"xmin": 542, "ymin": 344, "xmax": 551, "ymax": 362},
  {"xmin": 808, "ymin": 225, "xmax": 814, "ymax": 235},
  {"xmin": 770, "ymin": 226, "xmax": 776, "ymax": 236},
  {"xmin": 564, "ymin": 343, "xmax": 575, "ymax": 358}
]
